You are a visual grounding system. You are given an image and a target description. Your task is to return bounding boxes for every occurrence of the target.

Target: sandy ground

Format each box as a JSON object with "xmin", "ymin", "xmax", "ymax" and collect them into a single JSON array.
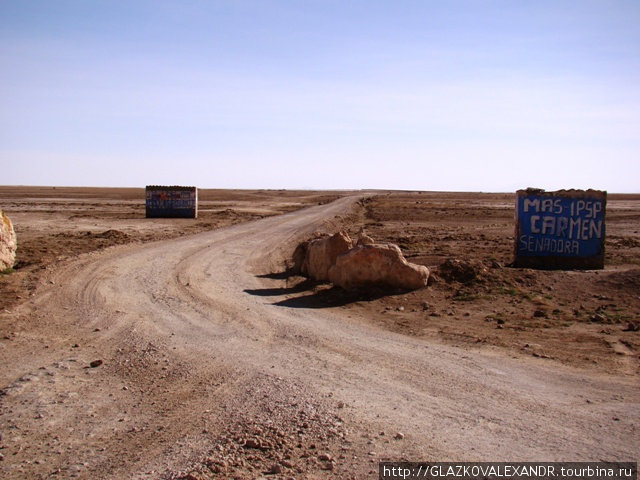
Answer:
[
  {"xmin": 0, "ymin": 187, "xmax": 638, "ymax": 479},
  {"xmin": 0, "ymin": 187, "xmax": 340, "ymax": 313},
  {"xmin": 316, "ymin": 192, "xmax": 640, "ymax": 376}
]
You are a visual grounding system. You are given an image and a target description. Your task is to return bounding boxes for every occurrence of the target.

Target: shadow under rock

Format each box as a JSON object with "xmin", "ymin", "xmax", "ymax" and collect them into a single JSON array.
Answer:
[
  {"xmin": 246, "ymin": 270, "xmax": 407, "ymax": 309},
  {"xmin": 255, "ymin": 270, "xmax": 296, "ymax": 280},
  {"xmin": 243, "ymin": 277, "xmax": 315, "ymax": 297},
  {"xmin": 273, "ymin": 285, "xmax": 403, "ymax": 308}
]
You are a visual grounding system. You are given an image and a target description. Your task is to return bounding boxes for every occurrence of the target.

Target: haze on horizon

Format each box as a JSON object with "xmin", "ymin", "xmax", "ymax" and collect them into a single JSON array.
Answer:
[{"xmin": 1, "ymin": 1, "xmax": 639, "ymax": 193}]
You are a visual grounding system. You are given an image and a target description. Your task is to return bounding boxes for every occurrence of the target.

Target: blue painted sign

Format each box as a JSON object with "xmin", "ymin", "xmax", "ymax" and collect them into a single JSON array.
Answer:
[{"xmin": 514, "ymin": 189, "xmax": 606, "ymax": 269}]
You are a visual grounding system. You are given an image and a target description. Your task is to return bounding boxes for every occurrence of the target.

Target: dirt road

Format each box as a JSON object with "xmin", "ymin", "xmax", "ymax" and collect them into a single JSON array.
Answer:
[{"xmin": 1, "ymin": 196, "xmax": 638, "ymax": 479}]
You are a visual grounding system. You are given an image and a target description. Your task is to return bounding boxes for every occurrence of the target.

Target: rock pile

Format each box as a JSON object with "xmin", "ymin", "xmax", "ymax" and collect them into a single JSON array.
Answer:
[
  {"xmin": 438, "ymin": 258, "xmax": 487, "ymax": 284},
  {"xmin": 294, "ymin": 231, "xmax": 429, "ymax": 291},
  {"xmin": 0, "ymin": 209, "xmax": 17, "ymax": 271}
]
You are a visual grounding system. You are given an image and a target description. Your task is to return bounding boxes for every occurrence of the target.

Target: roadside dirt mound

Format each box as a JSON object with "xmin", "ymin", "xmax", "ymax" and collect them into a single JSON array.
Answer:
[
  {"xmin": 438, "ymin": 258, "xmax": 488, "ymax": 284},
  {"xmin": 96, "ymin": 229, "xmax": 130, "ymax": 241}
]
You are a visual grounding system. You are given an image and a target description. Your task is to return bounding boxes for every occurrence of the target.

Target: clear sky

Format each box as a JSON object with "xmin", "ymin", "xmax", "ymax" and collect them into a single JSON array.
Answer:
[{"xmin": 1, "ymin": 1, "xmax": 639, "ymax": 192}]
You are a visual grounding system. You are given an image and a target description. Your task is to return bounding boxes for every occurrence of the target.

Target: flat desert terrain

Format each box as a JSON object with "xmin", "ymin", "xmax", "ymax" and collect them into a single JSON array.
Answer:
[{"xmin": 0, "ymin": 187, "xmax": 638, "ymax": 479}]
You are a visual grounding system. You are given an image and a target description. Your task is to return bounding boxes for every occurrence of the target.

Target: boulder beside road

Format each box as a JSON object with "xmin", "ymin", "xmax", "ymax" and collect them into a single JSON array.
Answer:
[
  {"xmin": 329, "ymin": 243, "xmax": 429, "ymax": 290},
  {"xmin": 0, "ymin": 209, "xmax": 17, "ymax": 271},
  {"xmin": 294, "ymin": 230, "xmax": 429, "ymax": 291},
  {"xmin": 302, "ymin": 231, "xmax": 353, "ymax": 282}
]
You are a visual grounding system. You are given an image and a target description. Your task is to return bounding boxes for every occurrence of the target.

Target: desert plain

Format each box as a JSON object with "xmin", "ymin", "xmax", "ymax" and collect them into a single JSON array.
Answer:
[{"xmin": 0, "ymin": 186, "xmax": 638, "ymax": 479}]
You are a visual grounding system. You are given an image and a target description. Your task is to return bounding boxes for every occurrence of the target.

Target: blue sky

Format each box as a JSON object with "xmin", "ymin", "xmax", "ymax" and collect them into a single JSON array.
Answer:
[{"xmin": 1, "ymin": 1, "xmax": 639, "ymax": 191}]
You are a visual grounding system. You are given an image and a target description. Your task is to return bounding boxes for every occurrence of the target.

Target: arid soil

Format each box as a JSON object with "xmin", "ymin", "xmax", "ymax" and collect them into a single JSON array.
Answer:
[
  {"xmin": 0, "ymin": 187, "xmax": 638, "ymax": 480},
  {"xmin": 304, "ymin": 192, "xmax": 640, "ymax": 375},
  {"xmin": 0, "ymin": 187, "xmax": 340, "ymax": 313}
]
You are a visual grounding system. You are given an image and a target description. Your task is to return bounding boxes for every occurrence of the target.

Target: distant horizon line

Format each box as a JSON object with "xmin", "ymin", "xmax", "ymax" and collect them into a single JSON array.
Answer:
[{"xmin": 1, "ymin": 184, "xmax": 638, "ymax": 195}]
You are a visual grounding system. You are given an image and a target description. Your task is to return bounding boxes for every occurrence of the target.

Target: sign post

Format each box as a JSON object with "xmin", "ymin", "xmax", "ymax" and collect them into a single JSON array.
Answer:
[{"xmin": 514, "ymin": 189, "xmax": 606, "ymax": 270}]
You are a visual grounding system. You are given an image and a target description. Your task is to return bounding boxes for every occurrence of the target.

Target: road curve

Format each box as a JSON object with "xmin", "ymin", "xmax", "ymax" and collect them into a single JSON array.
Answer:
[{"xmin": 2, "ymin": 196, "xmax": 638, "ymax": 478}]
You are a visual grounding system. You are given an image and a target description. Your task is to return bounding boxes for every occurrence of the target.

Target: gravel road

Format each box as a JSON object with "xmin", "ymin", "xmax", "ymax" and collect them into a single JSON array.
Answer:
[{"xmin": 1, "ymin": 196, "xmax": 637, "ymax": 479}]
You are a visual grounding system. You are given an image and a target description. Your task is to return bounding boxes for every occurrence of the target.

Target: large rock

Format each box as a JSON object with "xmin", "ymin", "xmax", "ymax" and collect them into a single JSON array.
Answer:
[
  {"xmin": 328, "ymin": 243, "xmax": 429, "ymax": 290},
  {"xmin": 291, "ymin": 240, "xmax": 310, "ymax": 274},
  {"xmin": 303, "ymin": 231, "xmax": 353, "ymax": 282},
  {"xmin": 290, "ymin": 232, "xmax": 327, "ymax": 274},
  {"xmin": 0, "ymin": 209, "xmax": 17, "ymax": 271}
]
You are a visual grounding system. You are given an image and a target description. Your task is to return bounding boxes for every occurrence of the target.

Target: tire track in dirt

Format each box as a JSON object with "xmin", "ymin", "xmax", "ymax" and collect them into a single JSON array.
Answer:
[{"xmin": 1, "ymin": 195, "xmax": 638, "ymax": 479}]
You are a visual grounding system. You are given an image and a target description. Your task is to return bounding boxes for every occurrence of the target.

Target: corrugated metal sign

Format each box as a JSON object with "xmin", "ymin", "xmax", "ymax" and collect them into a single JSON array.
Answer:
[{"xmin": 514, "ymin": 189, "xmax": 606, "ymax": 269}]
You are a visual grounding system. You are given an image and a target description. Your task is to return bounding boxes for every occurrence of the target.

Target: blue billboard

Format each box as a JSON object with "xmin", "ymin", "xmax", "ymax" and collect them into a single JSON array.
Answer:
[{"xmin": 514, "ymin": 189, "xmax": 606, "ymax": 269}]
